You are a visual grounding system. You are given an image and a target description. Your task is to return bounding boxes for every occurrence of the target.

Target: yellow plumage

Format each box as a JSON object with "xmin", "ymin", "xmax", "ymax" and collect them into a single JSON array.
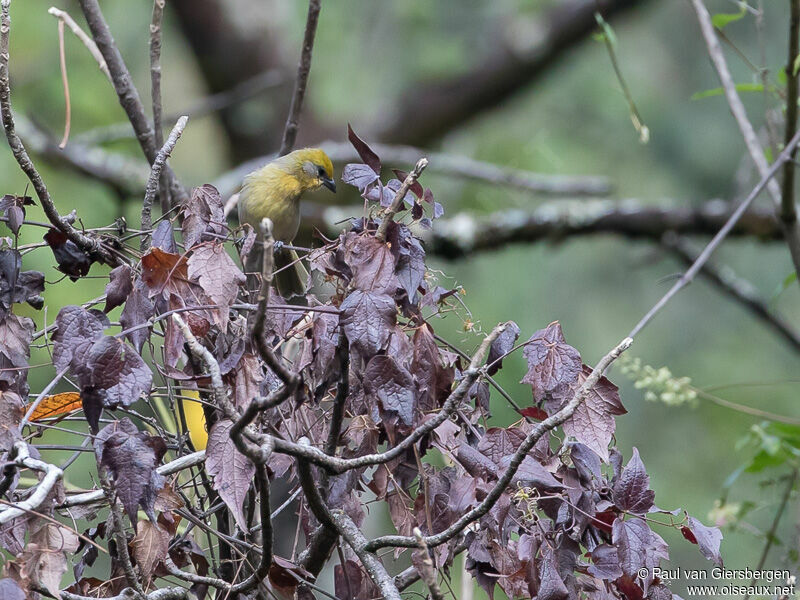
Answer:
[
  {"xmin": 238, "ymin": 148, "xmax": 336, "ymax": 297},
  {"xmin": 180, "ymin": 389, "xmax": 207, "ymax": 450}
]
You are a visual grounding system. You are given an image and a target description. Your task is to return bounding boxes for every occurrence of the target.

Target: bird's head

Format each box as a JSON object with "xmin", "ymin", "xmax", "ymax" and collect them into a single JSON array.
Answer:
[{"xmin": 280, "ymin": 148, "xmax": 336, "ymax": 194}]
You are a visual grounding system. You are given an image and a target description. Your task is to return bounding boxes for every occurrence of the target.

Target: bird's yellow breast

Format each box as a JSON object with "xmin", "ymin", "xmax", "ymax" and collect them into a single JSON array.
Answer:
[{"xmin": 238, "ymin": 163, "xmax": 304, "ymax": 242}]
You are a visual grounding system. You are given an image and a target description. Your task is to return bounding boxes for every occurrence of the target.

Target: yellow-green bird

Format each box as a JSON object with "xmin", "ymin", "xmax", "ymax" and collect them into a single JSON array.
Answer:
[{"xmin": 238, "ymin": 148, "xmax": 336, "ymax": 297}]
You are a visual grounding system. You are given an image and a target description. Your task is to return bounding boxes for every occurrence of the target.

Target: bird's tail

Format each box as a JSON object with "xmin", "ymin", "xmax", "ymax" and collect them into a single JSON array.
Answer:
[{"xmin": 244, "ymin": 244, "xmax": 308, "ymax": 300}]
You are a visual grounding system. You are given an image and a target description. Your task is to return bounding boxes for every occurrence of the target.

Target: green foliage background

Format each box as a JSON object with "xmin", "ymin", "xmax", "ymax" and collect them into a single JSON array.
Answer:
[{"xmin": 2, "ymin": 0, "xmax": 799, "ymax": 595}]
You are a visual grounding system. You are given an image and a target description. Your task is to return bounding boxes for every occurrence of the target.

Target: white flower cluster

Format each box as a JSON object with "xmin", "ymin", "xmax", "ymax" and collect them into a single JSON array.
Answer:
[{"xmin": 618, "ymin": 355, "xmax": 697, "ymax": 406}]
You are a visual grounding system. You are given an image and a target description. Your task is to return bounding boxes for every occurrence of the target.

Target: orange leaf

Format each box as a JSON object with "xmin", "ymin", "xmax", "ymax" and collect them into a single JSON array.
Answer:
[{"xmin": 29, "ymin": 392, "xmax": 82, "ymax": 421}]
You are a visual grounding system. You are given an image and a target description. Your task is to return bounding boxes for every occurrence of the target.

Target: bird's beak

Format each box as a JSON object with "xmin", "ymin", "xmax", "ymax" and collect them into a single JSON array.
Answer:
[{"xmin": 321, "ymin": 176, "xmax": 336, "ymax": 193}]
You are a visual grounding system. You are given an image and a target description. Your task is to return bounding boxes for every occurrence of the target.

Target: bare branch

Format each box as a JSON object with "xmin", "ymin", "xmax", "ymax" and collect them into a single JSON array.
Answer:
[
  {"xmin": 782, "ymin": 0, "xmax": 800, "ymax": 228},
  {"xmin": 16, "ymin": 114, "xmax": 149, "ymax": 196},
  {"xmin": 661, "ymin": 233, "xmax": 800, "ymax": 353},
  {"xmin": 279, "ymin": 0, "xmax": 322, "ymax": 156},
  {"xmin": 400, "ymin": 199, "xmax": 782, "ymax": 259},
  {"xmin": 47, "ymin": 6, "xmax": 111, "ymax": 80},
  {"xmin": 375, "ymin": 157, "xmax": 428, "ymax": 242},
  {"xmin": 0, "ymin": 442, "xmax": 63, "ymax": 524},
  {"xmin": 149, "ymin": 0, "xmax": 168, "ymax": 213},
  {"xmin": 364, "ymin": 336, "xmax": 633, "ymax": 552},
  {"xmin": 77, "ymin": 0, "xmax": 188, "ymax": 207},
  {"xmin": 376, "ymin": 0, "xmax": 650, "ymax": 146},
  {"xmin": 141, "ymin": 115, "xmax": 188, "ymax": 249},
  {"xmin": 689, "ymin": 0, "xmax": 800, "ymax": 282},
  {"xmin": 412, "ymin": 527, "xmax": 445, "ymax": 600},
  {"xmin": 0, "ymin": 0, "xmax": 119, "ymax": 266},
  {"xmin": 216, "ymin": 142, "xmax": 612, "ymax": 200},
  {"xmin": 628, "ymin": 128, "xmax": 800, "ymax": 339},
  {"xmin": 331, "ymin": 510, "xmax": 402, "ymax": 600}
]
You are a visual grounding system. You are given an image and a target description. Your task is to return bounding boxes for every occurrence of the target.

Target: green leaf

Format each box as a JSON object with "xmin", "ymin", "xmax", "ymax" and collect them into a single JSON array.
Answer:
[
  {"xmin": 691, "ymin": 83, "xmax": 764, "ymax": 100},
  {"xmin": 711, "ymin": 2, "xmax": 747, "ymax": 29},
  {"xmin": 794, "ymin": 54, "xmax": 800, "ymax": 77}
]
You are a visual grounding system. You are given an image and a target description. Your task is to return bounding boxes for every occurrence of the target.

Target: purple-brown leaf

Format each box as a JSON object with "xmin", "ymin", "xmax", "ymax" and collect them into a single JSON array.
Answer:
[
  {"xmin": 520, "ymin": 322, "xmax": 581, "ymax": 400},
  {"xmin": 206, "ymin": 419, "xmax": 255, "ymax": 531},
  {"xmin": 96, "ymin": 419, "xmax": 167, "ymax": 524},
  {"xmin": 104, "ymin": 265, "xmax": 133, "ymax": 313},
  {"xmin": 347, "ymin": 124, "xmax": 381, "ymax": 175},
  {"xmin": 339, "ymin": 290, "xmax": 396, "ymax": 360},
  {"xmin": 612, "ymin": 448, "xmax": 655, "ymax": 514}
]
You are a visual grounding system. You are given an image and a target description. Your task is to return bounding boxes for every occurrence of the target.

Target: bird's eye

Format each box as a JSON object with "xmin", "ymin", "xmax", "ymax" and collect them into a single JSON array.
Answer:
[{"xmin": 317, "ymin": 165, "xmax": 327, "ymax": 177}]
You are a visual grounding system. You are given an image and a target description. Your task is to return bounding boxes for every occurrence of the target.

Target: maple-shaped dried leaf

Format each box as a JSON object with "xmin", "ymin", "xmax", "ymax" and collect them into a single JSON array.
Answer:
[
  {"xmin": 104, "ymin": 264, "xmax": 133, "ymax": 313},
  {"xmin": 537, "ymin": 543, "xmax": 569, "ymax": 600},
  {"xmin": 335, "ymin": 559, "xmax": 382, "ymax": 600},
  {"xmin": 86, "ymin": 336, "xmax": 153, "ymax": 408},
  {"xmin": 43, "ymin": 228, "xmax": 94, "ymax": 280},
  {"xmin": 681, "ymin": 516, "xmax": 722, "ymax": 567},
  {"xmin": 487, "ymin": 320, "xmax": 519, "ymax": 376},
  {"xmin": 612, "ymin": 517, "xmax": 668, "ymax": 578},
  {"xmin": 0, "ymin": 249, "xmax": 44, "ymax": 317},
  {"xmin": 394, "ymin": 233, "xmax": 426, "ymax": 302},
  {"xmin": 141, "ymin": 247, "xmax": 189, "ymax": 296},
  {"xmin": 182, "ymin": 184, "xmax": 226, "ymax": 250},
  {"xmin": 96, "ymin": 419, "xmax": 167, "ymax": 523},
  {"xmin": 0, "ymin": 390, "xmax": 23, "ymax": 453},
  {"xmin": 119, "ymin": 281, "xmax": 155, "ymax": 353},
  {"xmin": 0, "ymin": 579, "xmax": 24, "ymax": 600},
  {"xmin": 206, "ymin": 419, "xmax": 255, "ymax": 531},
  {"xmin": 131, "ymin": 520, "xmax": 170, "ymax": 581},
  {"xmin": 339, "ymin": 290, "xmax": 396, "ymax": 359},
  {"xmin": 478, "ymin": 427, "xmax": 528, "ymax": 466},
  {"xmin": 342, "ymin": 164, "xmax": 380, "ymax": 191},
  {"xmin": 187, "ymin": 242, "xmax": 245, "ymax": 330},
  {"xmin": 343, "ymin": 233, "xmax": 398, "ymax": 294},
  {"xmin": 612, "ymin": 448, "xmax": 655, "ymax": 514},
  {"xmin": 520, "ymin": 322, "xmax": 581, "ymax": 400},
  {"xmin": 546, "ymin": 364, "xmax": 626, "ymax": 462},
  {"xmin": 52, "ymin": 306, "xmax": 105, "ymax": 376},
  {"xmin": 364, "ymin": 355, "xmax": 416, "ymax": 428},
  {"xmin": 24, "ymin": 521, "xmax": 80, "ymax": 598},
  {"xmin": 151, "ymin": 219, "xmax": 178, "ymax": 253},
  {"xmin": 588, "ymin": 544, "xmax": 623, "ymax": 580}
]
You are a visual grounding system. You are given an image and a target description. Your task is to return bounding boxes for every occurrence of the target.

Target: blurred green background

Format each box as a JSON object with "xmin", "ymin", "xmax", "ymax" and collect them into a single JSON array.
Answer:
[{"xmin": 2, "ymin": 0, "xmax": 799, "ymax": 597}]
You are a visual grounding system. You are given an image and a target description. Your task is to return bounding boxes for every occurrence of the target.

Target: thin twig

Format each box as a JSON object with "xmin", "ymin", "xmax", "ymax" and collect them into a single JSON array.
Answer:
[
  {"xmin": 150, "ymin": 0, "xmax": 168, "ymax": 214},
  {"xmin": 743, "ymin": 469, "xmax": 798, "ymax": 600},
  {"xmin": 279, "ymin": 0, "xmax": 322, "ymax": 156},
  {"xmin": 0, "ymin": 0, "xmax": 117, "ymax": 265},
  {"xmin": 59, "ymin": 450, "xmax": 206, "ymax": 508},
  {"xmin": 782, "ymin": 0, "xmax": 800, "ymax": 228},
  {"xmin": 56, "ymin": 18, "xmax": 71, "ymax": 148},
  {"xmin": 331, "ymin": 510, "xmax": 402, "ymax": 600},
  {"xmin": 689, "ymin": 0, "xmax": 800, "ymax": 282},
  {"xmin": 77, "ymin": 0, "xmax": 188, "ymax": 206},
  {"xmin": 662, "ymin": 233, "xmax": 800, "ymax": 353},
  {"xmin": 375, "ymin": 157, "xmax": 428, "ymax": 242},
  {"xmin": 412, "ymin": 527, "xmax": 445, "ymax": 600},
  {"xmin": 628, "ymin": 128, "xmax": 800, "ymax": 339},
  {"xmin": 141, "ymin": 115, "xmax": 188, "ymax": 250},
  {"xmin": 47, "ymin": 6, "xmax": 111, "ymax": 80},
  {"xmin": 364, "ymin": 336, "xmax": 632, "ymax": 552}
]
